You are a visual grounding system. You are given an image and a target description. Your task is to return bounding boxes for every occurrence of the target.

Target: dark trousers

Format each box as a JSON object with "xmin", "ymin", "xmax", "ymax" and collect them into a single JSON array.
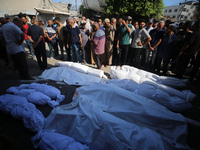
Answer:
[
  {"xmin": 81, "ymin": 43, "xmax": 90, "ymax": 63},
  {"xmin": 119, "ymin": 45, "xmax": 129, "ymax": 66},
  {"xmin": 190, "ymin": 52, "xmax": 200, "ymax": 80},
  {"xmin": 176, "ymin": 53, "xmax": 193, "ymax": 78},
  {"xmin": 34, "ymin": 45, "xmax": 47, "ymax": 70},
  {"xmin": 10, "ymin": 52, "xmax": 29, "ymax": 79},
  {"xmin": 94, "ymin": 54, "xmax": 103, "ymax": 69},
  {"xmin": 0, "ymin": 45, "xmax": 9, "ymax": 64},
  {"xmin": 129, "ymin": 48, "xmax": 143, "ymax": 67},
  {"xmin": 59, "ymin": 41, "xmax": 71, "ymax": 61},
  {"xmin": 47, "ymin": 41, "xmax": 58, "ymax": 57},
  {"xmin": 157, "ymin": 57, "xmax": 170, "ymax": 75}
]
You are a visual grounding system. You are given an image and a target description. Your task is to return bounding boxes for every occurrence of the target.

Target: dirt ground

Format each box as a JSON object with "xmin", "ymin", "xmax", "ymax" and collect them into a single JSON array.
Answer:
[{"xmin": 0, "ymin": 44, "xmax": 200, "ymax": 150}]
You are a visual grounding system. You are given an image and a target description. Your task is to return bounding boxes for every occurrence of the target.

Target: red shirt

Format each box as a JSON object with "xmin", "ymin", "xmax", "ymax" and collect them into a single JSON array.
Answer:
[{"xmin": 23, "ymin": 24, "xmax": 29, "ymax": 40}]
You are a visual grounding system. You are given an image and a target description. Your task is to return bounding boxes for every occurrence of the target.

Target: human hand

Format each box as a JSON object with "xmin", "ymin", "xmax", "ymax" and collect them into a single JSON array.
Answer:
[{"xmin": 137, "ymin": 41, "xmax": 143, "ymax": 46}]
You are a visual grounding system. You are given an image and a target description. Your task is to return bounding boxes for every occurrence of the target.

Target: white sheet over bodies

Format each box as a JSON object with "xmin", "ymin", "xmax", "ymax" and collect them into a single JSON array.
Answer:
[
  {"xmin": 55, "ymin": 61, "xmax": 108, "ymax": 79},
  {"xmin": 6, "ymin": 83, "xmax": 65, "ymax": 108},
  {"xmin": 39, "ymin": 67, "xmax": 105, "ymax": 86},
  {"xmin": 32, "ymin": 130, "xmax": 90, "ymax": 150},
  {"xmin": 110, "ymin": 65, "xmax": 189, "ymax": 88},
  {"xmin": 0, "ymin": 94, "xmax": 45, "ymax": 132},
  {"xmin": 103, "ymin": 79, "xmax": 194, "ymax": 112},
  {"xmin": 44, "ymin": 83, "xmax": 190, "ymax": 150}
]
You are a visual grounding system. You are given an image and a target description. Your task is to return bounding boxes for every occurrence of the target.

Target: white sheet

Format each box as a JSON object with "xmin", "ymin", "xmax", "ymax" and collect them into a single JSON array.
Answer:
[
  {"xmin": 110, "ymin": 65, "xmax": 188, "ymax": 88},
  {"xmin": 44, "ymin": 83, "xmax": 189, "ymax": 150},
  {"xmin": 39, "ymin": 67, "xmax": 105, "ymax": 86}
]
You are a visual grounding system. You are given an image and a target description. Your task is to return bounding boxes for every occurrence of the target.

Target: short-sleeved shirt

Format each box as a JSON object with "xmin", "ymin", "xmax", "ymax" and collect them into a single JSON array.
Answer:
[
  {"xmin": 80, "ymin": 28, "xmax": 89, "ymax": 46},
  {"xmin": 184, "ymin": 31, "xmax": 200, "ymax": 55},
  {"xmin": 68, "ymin": 26, "xmax": 81, "ymax": 45},
  {"xmin": 131, "ymin": 28, "xmax": 150, "ymax": 48},
  {"xmin": 158, "ymin": 33, "xmax": 177, "ymax": 58},
  {"xmin": 119, "ymin": 24, "xmax": 132, "ymax": 45},
  {"xmin": 56, "ymin": 24, "xmax": 65, "ymax": 43},
  {"xmin": 27, "ymin": 24, "xmax": 44, "ymax": 46},
  {"xmin": 93, "ymin": 29, "xmax": 105, "ymax": 55},
  {"xmin": 0, "ymin": 22, "xmax": 25, "ymax": 55},
  {"xmin": 45, "ymin": 26, "xmax": 56, "ymax": 43},
  {"xmin": 149, "ymin": 28, "xmax": 164, "ymax": 48}
]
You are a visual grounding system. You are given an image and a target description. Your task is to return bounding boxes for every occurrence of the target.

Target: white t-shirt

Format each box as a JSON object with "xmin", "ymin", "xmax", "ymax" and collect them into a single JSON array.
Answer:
[{"xmin": 131, "ymin": 28, "xmax": 150, "ymax": 48}]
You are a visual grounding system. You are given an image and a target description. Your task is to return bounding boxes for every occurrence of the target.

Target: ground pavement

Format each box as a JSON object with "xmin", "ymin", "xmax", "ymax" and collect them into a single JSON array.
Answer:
[{"xmin": 0, "ymin": 44, "xmax": 200, "ymax": 149}]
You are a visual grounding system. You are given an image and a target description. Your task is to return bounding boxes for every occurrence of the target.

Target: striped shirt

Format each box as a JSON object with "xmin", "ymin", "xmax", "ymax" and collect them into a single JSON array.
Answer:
[{"xmin": 93, "ymin": 29, "xmax": 105, "ymax": 55}]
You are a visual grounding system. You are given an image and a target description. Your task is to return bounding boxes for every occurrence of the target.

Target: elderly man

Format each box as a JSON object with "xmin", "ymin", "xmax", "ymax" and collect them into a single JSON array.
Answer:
[
  {"xmin": 146, "ymin": 21, "xmax": 165, "ymax": 71},
  {"xmin": 103, "ymin": 18, "xmax": 116, "ymax": 67},
  {"xmin": 68, "ymin": 18, "xmax": 83, "ymax": 63},
  {"xmin": 0, "ymin": 17, "xmax": 30, "ymax": 79},
  {"xmin": 93, "ymin": 22, "xmax": 105, "ymax": 69},
  {"xmin": 27, "ymin": 18, "xmax": 47, "ymax": 70}
]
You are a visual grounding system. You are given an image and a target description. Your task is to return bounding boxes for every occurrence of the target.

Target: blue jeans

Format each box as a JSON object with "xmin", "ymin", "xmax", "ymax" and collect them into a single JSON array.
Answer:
[
  {"xmin": 47, "ymin": 41, "xmax": 58, "ymax": 57},
  {"xmin": 25, "ymin": 39, "xmax": 34, "ymax": 56},
  {"xmin": 70, "ymin": 44, "xmax": 83, "ymax": 63},
  {"xmin": 145, "ymin": 48, "xmax": 158, "ymax": 70}
]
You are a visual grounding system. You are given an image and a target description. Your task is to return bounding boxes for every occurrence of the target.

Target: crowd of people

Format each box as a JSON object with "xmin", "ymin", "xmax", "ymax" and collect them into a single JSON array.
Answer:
[{"xmin": 0, "ymin": 14, "xmax": 200, "ymax": 81}]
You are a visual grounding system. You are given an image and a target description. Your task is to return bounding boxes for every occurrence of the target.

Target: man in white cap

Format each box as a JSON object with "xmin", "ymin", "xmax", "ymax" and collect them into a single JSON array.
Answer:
[{"xmin": 103, "ymin": 18, "xmax": 115, "ymax": 67}]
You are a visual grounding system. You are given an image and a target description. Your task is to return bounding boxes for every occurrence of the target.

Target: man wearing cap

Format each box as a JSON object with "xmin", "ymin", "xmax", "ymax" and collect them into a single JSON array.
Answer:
[
  {"xmin": 103, "ymin": 18, "xmax": 115, "ymax": 67},
  {"xmin": 80, "ymin": 20, "xmax": 90, "ymax": 63},
  {"xmin": 0, "ymin": 17, "xmax": 30, "ymax": 79},
  {"xmin": 4, "ymin": 14, "xmax": 11, "ymax": 22},
  {"xmin": 117, "ymin": 16, "xmax": 132, "ymax": 66},
  {"xmin": 98, "ymin": 19, "xmax": 104, "ymax": 31}
]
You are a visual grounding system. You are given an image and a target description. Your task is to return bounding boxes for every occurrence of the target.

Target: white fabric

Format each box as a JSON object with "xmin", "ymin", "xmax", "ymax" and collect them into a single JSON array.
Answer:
[
  {"xmin": 32, "ymin": 130, "xmax": 90, "ymax": 150},
  {"xmin": 39, "ymin": 67, "xmax": 105, "ymax": 86},
  {"xmin": 0, "ymin": 94, "xmax": 44, "ymax": 132},
  {"xmin": 104, "ymin": 79, "xmax": 194, "ymax": 112},
  {"xmin": 6, "ymin": 83, "xmax": 65, "ymax": 108},
  {"xmin": 44, "ymin": 83, "xmax": 189, "ymax": 150},
  {"xmin": 110, "ymin": 65, "xmax": 188, "ymax": 88},
  {"xmin": 55, "ymin": 61, "xmax": 108, "ymax": 79}
]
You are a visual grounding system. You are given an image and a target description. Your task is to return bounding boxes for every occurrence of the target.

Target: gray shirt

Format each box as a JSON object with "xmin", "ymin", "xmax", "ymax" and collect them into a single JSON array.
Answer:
[{"xmin": 131, "ymin": 28, "xmax": 150, "ymax": 48}]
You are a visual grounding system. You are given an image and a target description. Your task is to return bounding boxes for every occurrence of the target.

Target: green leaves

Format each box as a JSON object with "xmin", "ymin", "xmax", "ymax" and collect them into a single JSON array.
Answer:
[{"xmin": 104, "ymin": 0, "xmax": 164, "ymax": 17}]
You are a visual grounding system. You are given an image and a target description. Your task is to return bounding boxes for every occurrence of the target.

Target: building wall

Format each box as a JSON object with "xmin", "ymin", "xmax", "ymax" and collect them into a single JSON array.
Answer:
[{"xmin": 164, "ymin": 1, "xmax": 196, "ymax": 22}]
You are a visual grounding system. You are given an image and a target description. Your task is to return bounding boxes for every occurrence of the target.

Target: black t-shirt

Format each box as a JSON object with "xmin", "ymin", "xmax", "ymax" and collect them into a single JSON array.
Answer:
[
  {"xmin": 185, "ymin": 31, "xmax": 200, "ymax": 55},
  {"xmin": 68, "ymin": 26, "xmax": 81, "ymax": 45},
  {"xmin": 27, "ymin": 24, "xmax": 44, "ymax": 46}
]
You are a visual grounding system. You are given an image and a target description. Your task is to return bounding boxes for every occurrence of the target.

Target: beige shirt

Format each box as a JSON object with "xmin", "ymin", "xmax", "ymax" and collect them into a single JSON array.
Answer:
[{"xmin": 56, "ymin": 24, "xmax": 65, "ymax": 43}]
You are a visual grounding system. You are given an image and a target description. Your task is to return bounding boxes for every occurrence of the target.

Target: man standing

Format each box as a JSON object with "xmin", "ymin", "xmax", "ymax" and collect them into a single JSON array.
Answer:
[
  {"xmin": 130, "ymin": 19, "xmax": 151, "ymax": 67},
  {"xmin": 157, "ymin": 25, "xmax": 177, "ymax": 75},
  {"xmin": 103, "ymin": 18, "xmax": 115, "ymax": 67},
  {"xmin": 0, "ymin": 17, "xmax": 30, "ymax": 79},
  {"xmin": 27, "ymin": 18, "xmax": 47, "ymax": 70},
  {"xmin": 80, "ymin": 20, "xmax": 90, "ymax": 63},
  {"xmin": 54, "ymin": 17, "xmax": 66, "ymax": 60},
  {"xmin": 146, "ymin": 21, "xmax": 164, "ymax": 71},
  {"xmin": 117, "ymin": 17, "xmax": 132, "ymax": 66},
  {"xmin": 98, "ymin": 19, "xmax": 104, "ymax": 31},
  {"xmin": 21, "ymin": 16, "xmax": 35, "ymax": 58},
  {"xmin": 68, "ymin": 18, "xmax": 83, "ymax": 63},
  {"xmin": 45, "ymin": 20, "xmax": 58, "ymax": 59},
  {"xmin": 177, "ymin": 21, "xmax": 200, "ymax": 79},
  {"xmin": 93, "ymin": 23, "xmax": 105, "ymax": 69}
]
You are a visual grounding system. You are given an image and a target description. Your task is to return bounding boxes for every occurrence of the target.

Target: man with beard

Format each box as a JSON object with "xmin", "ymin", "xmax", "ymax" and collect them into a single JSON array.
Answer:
[
  {"xmin": 130, "ymin": 19, "xmax": 151, "ymax": 67},
  {"xmin": 157, "ymin": 25, "xmax": 177, "ymax": 75},
  {"xmin": 103, "ymin": 18, "xmax": 116, "ymax": 67}
]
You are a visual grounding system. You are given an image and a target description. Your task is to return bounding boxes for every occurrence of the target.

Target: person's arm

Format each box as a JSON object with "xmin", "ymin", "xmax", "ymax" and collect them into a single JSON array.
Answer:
[
  {"xmin": 27, "ymin": 35, "xmax": 34, "ymax": 43},
  {"xmin": 16, "ymin": 33, "xmax": 25, "ymax": 45},
  {"xmin": 122, "ymin": 20, "xmax": 132, "ymax": 33},
  {"xmin": 33, "ymin": 36, "xmax": 43, "ymax": 48},
  {"xmin": 79, "ymin": 34, "xmax": 82, "ymax": 47},
  {"xmin": 116, "ymin": 33, "xmax": 120, "ymax": 48},
  {"xmin": 179, "ymin": 43, "xmax": 189, "ymax": 55},
  {"xmin": 138, "ymin": 37, "xmax": 151, "ymax": 46}
]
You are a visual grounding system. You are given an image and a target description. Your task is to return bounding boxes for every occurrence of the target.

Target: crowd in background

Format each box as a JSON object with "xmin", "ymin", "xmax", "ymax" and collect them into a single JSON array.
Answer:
[{"xmin": 0, "ymin": 14, "xmax": 200, "ymax": 81}]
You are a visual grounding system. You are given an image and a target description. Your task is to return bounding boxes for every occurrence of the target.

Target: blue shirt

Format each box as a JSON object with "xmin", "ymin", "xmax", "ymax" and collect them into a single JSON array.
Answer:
[
  {"xmin": 45, "ymin": 26, "xmax": 56, "ymax": 43},
  {"xmin": 0, "ymin": 22, "xmax": 25, "ymax": 55},
  {"xmin": 100, "ymin": 26, "xmax": 104, "ymax": 31},
  {"xmin": 149, "ymin": 28, "xmax": 164, "ymax": 49},
  {"xmin": 68, "ymin": 26, "xmax": 81, "ymax": 45},
  {"xmin": 158, "ymin": 33, "xmax": 177, "ymax": 58},
  {"xmin": 27, "ymin": 24, "xmax": 44, "ymax": 47}
]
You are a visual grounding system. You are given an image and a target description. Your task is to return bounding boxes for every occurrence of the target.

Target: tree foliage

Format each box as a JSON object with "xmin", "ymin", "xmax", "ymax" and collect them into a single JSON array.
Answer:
[{"xmin": 104, "ymin": 0, "xmax": 164, "ymax": 17}]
